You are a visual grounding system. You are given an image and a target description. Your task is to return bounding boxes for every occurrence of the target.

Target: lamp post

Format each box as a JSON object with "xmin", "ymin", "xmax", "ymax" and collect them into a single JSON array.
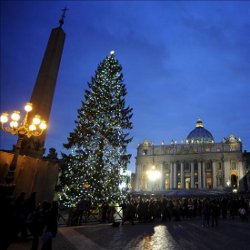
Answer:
[
  {"xmin": 0, "ymin": 102, "xmax": 47, "ymax": 192},
  {"xmin": 146, "ymin": 144, "xmax": 161, "ymax": 192},
  {"xmin": 147, "ymin": 165, "xmax": 161, "ymax": 192}
]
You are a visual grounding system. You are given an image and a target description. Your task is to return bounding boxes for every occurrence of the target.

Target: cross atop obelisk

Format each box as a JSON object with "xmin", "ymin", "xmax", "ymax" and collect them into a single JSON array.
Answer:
[{"xmin": 59, "ymin": 7, "xmax": 68, "ymax": 27}]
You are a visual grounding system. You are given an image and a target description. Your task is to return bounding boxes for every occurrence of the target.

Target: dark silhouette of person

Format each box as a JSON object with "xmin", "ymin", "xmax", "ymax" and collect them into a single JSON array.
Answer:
[
  {"xmin": 77, "ymin": 197, "xmax": 91, "ymax": 224},
  {"xmin": 13, "ymin": 192, "xmax": 26, "ymax": 239},
  {"xmin": 29, "ymin": 202, "xmax": 46, "ymax": 250},
  {"xmin": 202, "ymin": 198, "xmax": 211, "ymax": 227},
  {"xmin": 122, "ymin": 200, "xmax": 136, "ymax": 225},
  {"xmin": 0, "ymin": 194, "xmax": 16, "ymax": 250},
  {"xmin": 101, "ymin": 201, "xmax": 109, "ymax": 223},
  {"xmin": 221, "ymin": 197, "xmax": 228, "ymax": 219},
  {"xmin": 211, "ymin": 199, "xmax": 220, "ymax": 227},
  {"xmin": 41, "ymin": 201, "xmax": 58, "ymax": 250}
]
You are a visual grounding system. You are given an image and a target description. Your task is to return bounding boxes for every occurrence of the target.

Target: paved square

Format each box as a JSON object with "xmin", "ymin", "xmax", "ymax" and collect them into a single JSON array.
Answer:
[{"xmin": 60, "ymin": 218, "xmax": 250, "ymax": 250}]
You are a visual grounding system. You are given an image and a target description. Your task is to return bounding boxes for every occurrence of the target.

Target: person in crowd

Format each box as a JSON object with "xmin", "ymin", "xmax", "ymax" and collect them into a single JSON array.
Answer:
[
  {"xmin": 173, "ymin": 199, "xmax": 181, "ymax": 221},
  {"xmin": 221, "ymin": 197, "xmax": 228, "ymax": 219},
  {"xmin": 161, "ymin": 198, "xmax": 167, "ymax": 222},
  {"xmin": 210, "ymin": 199, "xmax": 220, "ymax": 227},
  {"xmin": 230, "ymin": 198, "xmax": 239, "ymax": 220},
  {"xmin": 148, "ymin": 199, "xmax": 157, "ymax": 222},
  {"xmin": 77, "ymin": 197, "xmax": 91, "ymax": 224},
  {"xmin": 29, "ymin": 202, "xmax": 47, "ymax": 250},
  {"xmin": 101, "ymin": 200, "xmax": 109, "ymax": 223},
  {"xmin": 238, "ymin": 199, "xmax": 248, "ymax": 222},
  {"xmin": 41, "ymin": 201, "xmax": 59, "ymax": 250},
  {"xmin": 122, "ymin": 200, "xmax": 136, "ymax": 225},
  {"xmin": 202, "ymin": 198, "xmax": 211, "ymax": 227},
  {"xmin": 13, "ymin": 192, "xmax": 26, "ymax": 239},
  {"xmin": 0, "ymin": 194, "xmax": 16, "ymax": 250}
]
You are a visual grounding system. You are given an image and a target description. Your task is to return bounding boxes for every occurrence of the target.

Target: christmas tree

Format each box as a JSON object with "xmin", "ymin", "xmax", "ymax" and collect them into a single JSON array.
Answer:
[{"xmin": 58, "ymin": 51, "xmax": 133, "ymax": 207}]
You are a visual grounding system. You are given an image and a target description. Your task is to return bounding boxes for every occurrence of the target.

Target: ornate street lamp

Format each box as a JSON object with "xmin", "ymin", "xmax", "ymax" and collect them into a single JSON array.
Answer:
[{"xmin": 0, "ymin": 102, "xmax": 47, "ymax": 190}]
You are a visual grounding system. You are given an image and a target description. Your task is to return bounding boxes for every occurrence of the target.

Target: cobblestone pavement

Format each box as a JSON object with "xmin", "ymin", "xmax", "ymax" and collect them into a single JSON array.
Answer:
[{"xmin": 8, "ymin": 217, "xmax": 250, "ymax": 250}]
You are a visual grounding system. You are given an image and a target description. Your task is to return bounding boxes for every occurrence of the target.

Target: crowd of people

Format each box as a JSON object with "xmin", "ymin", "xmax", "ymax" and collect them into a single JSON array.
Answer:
[
  {"xmin": 1, "ymin": 192, "xmax": 249, "ymax": 250},
  {"xmin": 1, "ymin": 192, "xmax": 58, "ymax": 250},
  {"xmin": 69, "ymin": 194, "xmax": 250, "ymax": 227},
  {"xmin": 121, "ymin": 195, "xmax": 249, "ymax": 226}
]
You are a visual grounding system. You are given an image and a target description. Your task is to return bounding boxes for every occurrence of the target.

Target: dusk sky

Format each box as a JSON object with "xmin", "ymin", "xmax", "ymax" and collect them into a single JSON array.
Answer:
[{"xmin": 1, "ymin": 1, "xmax": 249, "ymax": 172}]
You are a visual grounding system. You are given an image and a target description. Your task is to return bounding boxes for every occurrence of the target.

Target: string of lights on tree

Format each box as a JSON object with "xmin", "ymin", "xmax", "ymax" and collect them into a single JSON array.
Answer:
[{"xmin": 58, "ymin": 51, "xmax": 133, "ymax": 207}]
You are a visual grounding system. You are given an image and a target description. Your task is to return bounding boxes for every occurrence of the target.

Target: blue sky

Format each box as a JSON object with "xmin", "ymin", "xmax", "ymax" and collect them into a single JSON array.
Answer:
[{"xmin": 1, "ymin": 1, "xmax": 250, "ymax": 172}]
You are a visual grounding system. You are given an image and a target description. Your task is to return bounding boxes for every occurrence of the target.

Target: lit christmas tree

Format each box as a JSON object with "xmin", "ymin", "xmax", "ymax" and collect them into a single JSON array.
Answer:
[{"xmin": 58, "ymin": 51, "xmax": 133, "ymax": 207}]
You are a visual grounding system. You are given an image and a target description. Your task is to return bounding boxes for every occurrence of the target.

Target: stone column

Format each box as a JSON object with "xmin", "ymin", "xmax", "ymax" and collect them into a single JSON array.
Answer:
[
  {"xmin": 135, "ymin": 163, "xmax": 141, "ymax": 191},
  {"xmin": 198, "ymin": 161, "xmax": 202, "ymax": 188},
  {"xmin": 169, "ymin": 162, "xmax": 173, "ymax": 189},
  {"xmin": 238, "ymin": 161, "xmax": 244, "ymax": 179},
  {"xmin": 191, "ymin": 162, "xmax": 194, "ymax": 189},
  {"xmin": 160, "ymin": 163, "xmax": 164, "ymax": 191},
  {"xmin": 202, "ymin": 162, "xmax": 206, "ymax": 189},
  {"xmin": 212, "ymin": 161, "xmax": 217, "ymax": 189},
  {"xmin": 181, "ymin": 162, "xmax": 184, "ymax": 189},
  {"xmin": 173, "ymin": 162, "xmax": 177, "ymax": 189},
  {"xmin": 223, "ymin": 160, "xmax": 230, "ymax": 188},
  {"xmin": 238, "ymin": 161, "xmax": 244, "ymax": 192}
]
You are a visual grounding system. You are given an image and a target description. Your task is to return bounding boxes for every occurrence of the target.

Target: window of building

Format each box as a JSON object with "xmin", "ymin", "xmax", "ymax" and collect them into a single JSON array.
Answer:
[
  {"xmin": 184, "ymin": 162, "xmax": 190, "ymax": 171},
  {"xmin": 194, "ymin": 162, "xmax": 198, "ymax": 172},
  {"xmin": 185, "ymin": 177, "xmax": 190, "ymax": 189},
  {"xmin": 206, "ymin": 173, "xmax": 212, "ymax": 189},
  {"xmin": 217, "ymin": 175, "xmax": 222, "ymax": 186},
  {"xmin": 177, "ymin": 163, "xmax": 181, "ymax": 171},
  {"xmin": 142, "ymin": 149, "xmax": 148, "ymax": 155},
  {"xmin": 231, "ymin": 162, "xmax": 237, "ymax": 170},
  {"xmin": 218, "ymin": 162, "xmax": 222, "ymax": 170},
  {"xmin": 164, "ymin": 163, "xmax": 170, "ymax": 171},
  {"xmin": 205, "ymin": 147, "xmax": 211, "ymax": 152},
  {"xmin": 206, "ymin": 162, "xmax": 212, "ymax": 171},
  {"xmin": 165, "ymin": 176, "xmax": 169, "ymax": 190}
]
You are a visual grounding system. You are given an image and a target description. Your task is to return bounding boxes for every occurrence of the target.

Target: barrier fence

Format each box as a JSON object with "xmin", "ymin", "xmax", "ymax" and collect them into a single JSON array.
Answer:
[{"xmin": 59, "ymin": 206, "xmax": 124, "ymax": 226}]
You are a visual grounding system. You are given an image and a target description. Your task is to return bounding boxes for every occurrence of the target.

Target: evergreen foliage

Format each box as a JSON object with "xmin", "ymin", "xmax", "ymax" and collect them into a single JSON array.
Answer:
[{"xmin": 58, "ymin": 52, "xmax": 133, "ymax": 207}]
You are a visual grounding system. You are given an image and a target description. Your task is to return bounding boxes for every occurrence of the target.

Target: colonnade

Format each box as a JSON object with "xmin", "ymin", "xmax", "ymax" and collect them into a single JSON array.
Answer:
[
  {"xmin": 167, "ymin": 161, "xmax": 218, "ymax": 190},
  {"xmin": 136, "ymin": 159, "xmax": 244, "ymax": 192}
]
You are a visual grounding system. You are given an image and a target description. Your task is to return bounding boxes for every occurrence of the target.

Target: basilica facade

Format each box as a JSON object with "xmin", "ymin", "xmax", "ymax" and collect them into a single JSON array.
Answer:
[{"xmin": 135, "ymin": 118, "xmax": 249, "ymax": 193}]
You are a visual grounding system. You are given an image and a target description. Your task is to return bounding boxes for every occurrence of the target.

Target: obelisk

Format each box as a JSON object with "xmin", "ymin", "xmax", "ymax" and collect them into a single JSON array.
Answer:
[{"xmin": 20, "ymin": 8, "xmax": 67, "ymax": 158}]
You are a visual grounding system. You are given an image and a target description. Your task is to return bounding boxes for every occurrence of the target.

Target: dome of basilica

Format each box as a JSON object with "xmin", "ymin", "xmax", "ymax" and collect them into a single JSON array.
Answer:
[{"xmin": 187, "ymin": 118, "xmax": 214, "ymax": 143}]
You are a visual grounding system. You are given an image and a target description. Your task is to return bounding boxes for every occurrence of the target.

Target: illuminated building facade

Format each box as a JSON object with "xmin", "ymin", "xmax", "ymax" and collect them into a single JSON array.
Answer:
[{"xmin": 135, "ymin": 118, "xmax": 249, "ymax": 193}]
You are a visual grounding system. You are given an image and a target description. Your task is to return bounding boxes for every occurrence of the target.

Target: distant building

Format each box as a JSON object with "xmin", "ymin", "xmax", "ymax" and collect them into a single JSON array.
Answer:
[{"xmin": 135, "ymin": 118, "xmax": 250, "ymax": 193}]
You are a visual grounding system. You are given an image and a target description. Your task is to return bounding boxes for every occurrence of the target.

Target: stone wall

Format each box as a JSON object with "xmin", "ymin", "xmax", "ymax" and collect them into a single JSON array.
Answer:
[{"xmin": 0, "ymin": 151, "xmax": 59, "ymax": 203}]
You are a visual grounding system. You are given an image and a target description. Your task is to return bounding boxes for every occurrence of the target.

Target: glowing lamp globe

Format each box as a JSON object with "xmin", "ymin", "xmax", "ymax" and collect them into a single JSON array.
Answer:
[
  {"xmin": 0, "ymin": 113, "xmax": 8, "ymax": 123},
  {"xmin": 39, "ymin": 121, "xmax": 47, "ymax": 130},
  {"xmin": 33, "ymin": 115, "xmax": 41, "ymax": 125},
  {"xmin": 24, "ymin": 103, "xmax": 32, "ymax": 112},
  {"xmin": 29, "ymin": 124, "xmax": 36, "ymax": 131},
  {"xmin": 11, "ymin": 111, "xmax": 20, "ymax": 121},
  {"xmin": 10, "ymin": 121, "xmax": 18, "ymax": 128}
]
